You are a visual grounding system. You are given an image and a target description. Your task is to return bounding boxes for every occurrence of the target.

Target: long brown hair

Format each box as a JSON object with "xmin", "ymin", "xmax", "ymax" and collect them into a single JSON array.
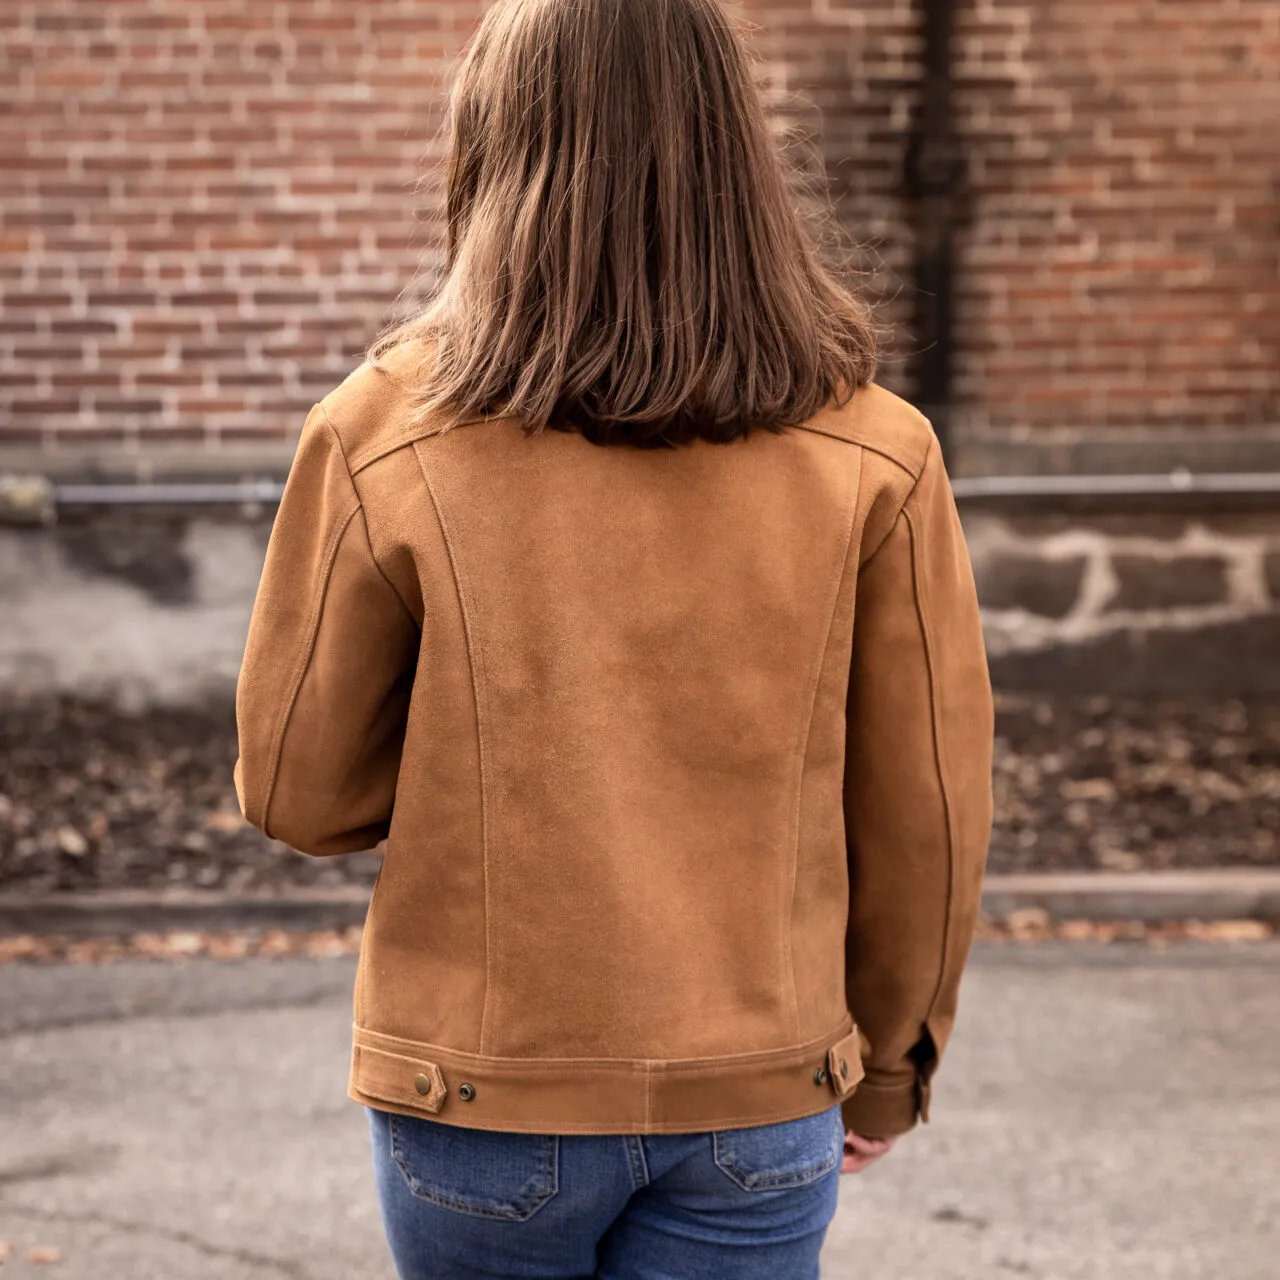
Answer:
[{"xmin": 368, "ymin": 0, "xmax": 878, "ymax": 447}]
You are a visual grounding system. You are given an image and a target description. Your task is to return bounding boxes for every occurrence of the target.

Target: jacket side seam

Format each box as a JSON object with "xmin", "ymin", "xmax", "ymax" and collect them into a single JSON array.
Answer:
[
  {"xmin": 259, "ymin": 500, "xmax": 362, "ymax": 839},
  {"xmin": 318, "ymin": 404, "xmax": 420, "ymax": 633},
  {"xmin": 412, "ymin": 442, "xmax": 494, "ymax": 1056},
  {"xmin": 902, "ymin": 489, "xmax": 960, "ymax": 1042},
  {"xmin": 783, "ymin": 447, "xmax": 864, "ymax": 1040}
]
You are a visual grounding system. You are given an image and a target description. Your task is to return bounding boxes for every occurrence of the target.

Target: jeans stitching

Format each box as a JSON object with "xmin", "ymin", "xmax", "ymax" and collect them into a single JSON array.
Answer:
[
  {"xmin": 711, "ymin": 1107, "xmax": 843, "ymax": 1192},
  {"xmin": 622, "ymin": 1135, "xmax": 649, "ymax": 1190},
  {"xmin": 388, "ymin": 1115, "xmax": 560, "ymax": 1221}
]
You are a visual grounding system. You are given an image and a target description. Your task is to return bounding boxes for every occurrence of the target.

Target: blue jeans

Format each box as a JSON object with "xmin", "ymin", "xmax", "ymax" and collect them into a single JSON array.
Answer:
[{"xmin": 367, "ymin": 1102, "xmax": 844, "ymax": 1279}]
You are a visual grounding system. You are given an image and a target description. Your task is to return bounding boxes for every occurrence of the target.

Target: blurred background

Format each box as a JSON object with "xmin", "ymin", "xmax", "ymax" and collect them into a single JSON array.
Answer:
[{"xmin": 1, "ymin": 2, "xmax": 1278, "ymax": 1278}]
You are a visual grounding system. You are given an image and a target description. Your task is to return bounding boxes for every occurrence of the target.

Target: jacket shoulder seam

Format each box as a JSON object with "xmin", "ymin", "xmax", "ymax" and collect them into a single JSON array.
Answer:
[{"xmin": 317, "ymin": 369, "xmax": 429, "ymax": 477}]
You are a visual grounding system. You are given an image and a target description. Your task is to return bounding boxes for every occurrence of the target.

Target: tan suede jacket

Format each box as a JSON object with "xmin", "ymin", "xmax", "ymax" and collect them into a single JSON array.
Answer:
[{"xmin": 234, "ymin": 342, "xmax": 994, "ymax": 1139}]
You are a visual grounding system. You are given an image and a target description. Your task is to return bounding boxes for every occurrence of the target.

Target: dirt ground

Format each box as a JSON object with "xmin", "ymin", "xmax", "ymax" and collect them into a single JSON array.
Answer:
[{"xmin": 1, "ymin": 692, "xmax": 1277, "ymax": 893}]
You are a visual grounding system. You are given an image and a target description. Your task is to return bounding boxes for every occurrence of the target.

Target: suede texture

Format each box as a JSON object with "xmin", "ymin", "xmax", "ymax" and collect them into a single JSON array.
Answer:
[{"xmin": 234, "ymin": 343, "xmax": 994, "ymax": 1138}]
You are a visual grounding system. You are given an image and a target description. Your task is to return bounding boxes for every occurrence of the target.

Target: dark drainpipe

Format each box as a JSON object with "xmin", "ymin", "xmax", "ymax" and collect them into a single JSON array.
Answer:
[{"xmin": 904, "ymin": 0, "xmax": 964, "ymax": 465}]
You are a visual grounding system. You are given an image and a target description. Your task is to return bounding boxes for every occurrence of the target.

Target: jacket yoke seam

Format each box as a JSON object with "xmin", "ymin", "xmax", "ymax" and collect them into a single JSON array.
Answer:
[
  {"xmin": 788, "ymin": 421, "xmax": 925, "ymax": 482},
  {"xmin": 902, "ymin": 463, "xmax": 959, "ymax": 1044},
  {"xmin": 349, "ymin": 428, "xmax": 435, "ymax": 478},
  {"xmin": 412, "ymin": 441, "xmax": 495, "ymax": 1056},
  {"xmin": 783, "ymin": 448, "xmax": 864, "ymax": 1040},
  {"xmin": 259, "ymin": 498, "xmax": 362, "ymax": 839},
  {"xmin": 347, "ymin": 418, "xmax": 491, "ymax": 478}
]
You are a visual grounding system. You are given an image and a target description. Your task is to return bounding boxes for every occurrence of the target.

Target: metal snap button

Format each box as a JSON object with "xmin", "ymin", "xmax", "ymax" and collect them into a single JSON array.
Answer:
[
  {"xmin": 813, "ymin": 1067, "xmax": 828, "ymax": 1086},
  {"xmin": 458, "ymin": 1082, "xmax": 477, "ymax": 1101},
  {"xmin": 839, "ymin": 1057, "xmax": 848, "ymax": 1077},
  {"xmin": 414, "ymin": 1073, "xmax": 432, "ymax": 1096}
]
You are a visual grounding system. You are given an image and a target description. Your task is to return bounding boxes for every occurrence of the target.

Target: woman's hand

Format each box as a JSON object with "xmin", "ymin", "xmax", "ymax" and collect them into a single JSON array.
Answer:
[{"xmin": 841, "ymin": 1128, "xmax": 897, "ymax": 1173}]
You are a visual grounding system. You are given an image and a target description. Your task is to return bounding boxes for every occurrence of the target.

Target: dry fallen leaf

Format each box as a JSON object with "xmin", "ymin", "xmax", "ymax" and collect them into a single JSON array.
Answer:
[
  {"xmin": 1059, "ymin": 777, "xmax": 1119, "ymax": 803},
  {"xmin": 0, "ymin": 937, "xmax": 44, "ymax": 963},
  {"xmin": 0, "ymin": 1239, "xmax": 12, "ymax": 1262},
  {"xmin": 1005, "ymin": 907, "xmax": 1052, "ymax": 938},
  {"xmin": 204, "ymin": 933, "xmax": 253, "ymax": 960},
  {"xmin": 26, "ymin": 1245, "xmax": 62, "ymax": 1265},
  {"xmin": 54, "ymin": 825, "xmax": 88, "ymax": 858},
  {"xmin": 203, "ymin": 809, "xmax": 246, "ymax": 834},
  {"xmin": 1056, "ymin": 920, "xmax": 1096, "ymax": 942},
  {"xmin": 1185, "ymin": 919, "xmax": 1272, "ymax": 941}
]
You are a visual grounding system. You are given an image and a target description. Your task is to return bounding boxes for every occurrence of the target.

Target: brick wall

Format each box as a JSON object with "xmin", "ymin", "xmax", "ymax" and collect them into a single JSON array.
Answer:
[
  {"xmin": 2, "ymin": 0, "xmax": 1278, "ymax": 453},
  {"xmin": 2, "ymin": 0, "xmax": 474, "ymax": 450},
  {"xmin": 948, "ymin": 0, "xmax": 1280, "ymax": 433},
  {"xmin": 739, "ymin": 0, "xmax": 921, "ymax": 397}
]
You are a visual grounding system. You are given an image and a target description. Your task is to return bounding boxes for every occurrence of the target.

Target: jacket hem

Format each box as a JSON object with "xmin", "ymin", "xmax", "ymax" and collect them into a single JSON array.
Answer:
[{"xmin": 348, "ymin": 1015, "xmax": 863, "ymax": 1135}]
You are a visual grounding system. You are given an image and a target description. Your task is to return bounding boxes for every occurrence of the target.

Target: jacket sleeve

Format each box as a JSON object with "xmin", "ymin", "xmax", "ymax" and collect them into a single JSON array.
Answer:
[
  {"xmin": 234, "ymin": 402, "xmax": 420, "ymax": 856},
  {"xmin": 841, "ymin": 434, "xmax": 994, "ymax": 1138}
]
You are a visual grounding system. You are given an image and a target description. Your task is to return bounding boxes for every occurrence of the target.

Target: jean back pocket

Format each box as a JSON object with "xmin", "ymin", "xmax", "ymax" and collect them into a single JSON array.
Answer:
[
  {"xmin": 389, "ymin": 1113, "xmax": 559, "ymax": 1221},
  {"xmin": 712, "ymin": 1104, "xmax": 844, "ymax": 1192}
]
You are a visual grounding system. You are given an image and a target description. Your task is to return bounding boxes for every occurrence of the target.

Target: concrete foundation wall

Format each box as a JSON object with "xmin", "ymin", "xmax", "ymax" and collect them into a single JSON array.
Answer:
[
  {"xmin": 2, "ymin": 505, "xmax": 1278, "ymax": 705},
  {"xmin": 968, "ymin": 511, "xmax": 1280, "ymax": 694},
  {"xmin": 0, "ymin": 514, "xmax": 271, "ymax": 708}
]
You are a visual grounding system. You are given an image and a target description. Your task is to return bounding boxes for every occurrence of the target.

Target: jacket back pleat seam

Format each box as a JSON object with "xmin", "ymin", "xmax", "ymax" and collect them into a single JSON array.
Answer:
[
  {"xmin": 783, "ymin": 445, "xmax": 864, "ymax": 1040},
  {"xmin": 413, "ymin": 441, "xmax": 496, "ymax": 1056}
]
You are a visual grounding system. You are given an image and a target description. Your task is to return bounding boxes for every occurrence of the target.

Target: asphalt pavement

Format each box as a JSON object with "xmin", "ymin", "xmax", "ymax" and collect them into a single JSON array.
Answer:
[{"xmin": 1, "ymin": 942, "xmax": 1277, "ymax": 1279}]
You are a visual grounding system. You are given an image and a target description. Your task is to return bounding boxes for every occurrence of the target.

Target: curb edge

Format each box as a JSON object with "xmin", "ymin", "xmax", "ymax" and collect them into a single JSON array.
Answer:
[{"xmin": 2, "ymin": 871, "xmax": 1280, "ymax": 938}]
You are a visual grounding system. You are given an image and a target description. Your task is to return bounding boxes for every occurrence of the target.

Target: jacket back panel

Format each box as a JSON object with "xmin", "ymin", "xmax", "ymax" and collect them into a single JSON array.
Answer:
[{"xmin": 358, "ymin": 411, "xmax": 866, "ymax": 1061}]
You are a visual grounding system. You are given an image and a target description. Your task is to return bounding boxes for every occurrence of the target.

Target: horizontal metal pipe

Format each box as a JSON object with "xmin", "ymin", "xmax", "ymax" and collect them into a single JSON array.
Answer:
[
  {"xmin": 53, "ymin": 480, "xmax": 287, "ymax": 506},
  {"xmin": 949, "ymin": 471, "xmax": 1280, "ymax": 501},
  {"xmin": 42, "ymin": 471, "xmax": 1280, "ymax": 509}
]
